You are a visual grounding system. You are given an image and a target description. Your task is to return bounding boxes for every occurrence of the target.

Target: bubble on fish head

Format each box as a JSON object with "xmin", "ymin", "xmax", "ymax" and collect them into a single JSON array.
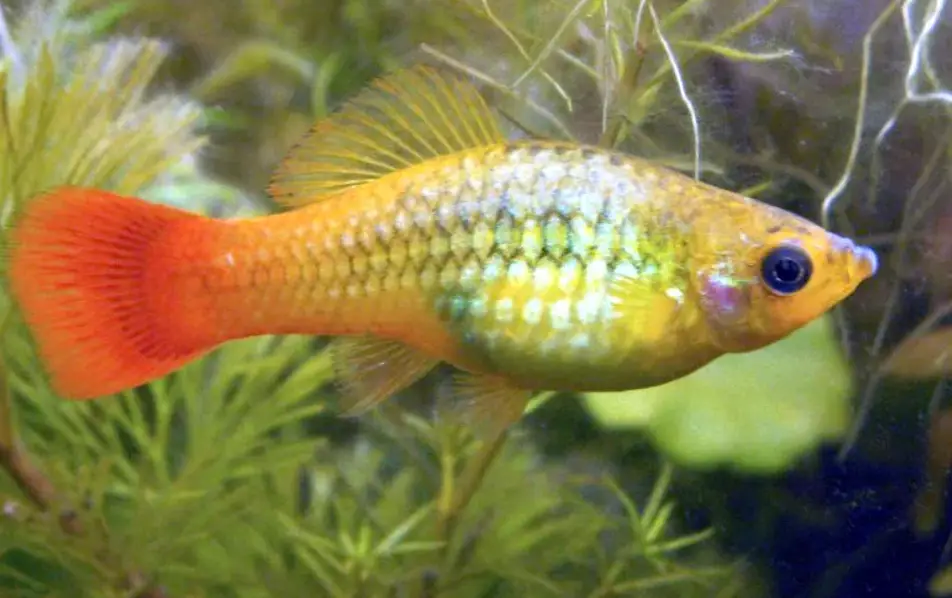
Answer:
[{"xmin": 693, "ymin": 211, "xmax": 878, "ymax": 354}]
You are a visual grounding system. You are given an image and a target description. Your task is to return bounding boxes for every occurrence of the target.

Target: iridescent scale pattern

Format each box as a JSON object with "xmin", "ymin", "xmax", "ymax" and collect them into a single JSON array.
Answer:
[{"xmin": 185, "ymin": 141, "xmax": 692, "ymax": 382}]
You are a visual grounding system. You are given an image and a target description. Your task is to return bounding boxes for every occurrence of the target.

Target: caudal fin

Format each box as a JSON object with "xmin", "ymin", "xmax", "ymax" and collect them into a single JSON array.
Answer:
[{"xmin": 7, "ymin": 188, "xmax": 215, "ymax": 400}]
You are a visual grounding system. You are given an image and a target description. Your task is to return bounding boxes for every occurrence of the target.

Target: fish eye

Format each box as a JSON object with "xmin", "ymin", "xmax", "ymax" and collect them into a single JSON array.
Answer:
[{"xmin": 760, "ymin": 245, "xmax": 812, "ymax": 295}]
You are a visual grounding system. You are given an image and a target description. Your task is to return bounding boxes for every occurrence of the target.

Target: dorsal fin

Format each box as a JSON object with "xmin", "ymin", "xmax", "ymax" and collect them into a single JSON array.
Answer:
[{"xmin": 268, "ymin": 65, "xmax": 507, "ymax": 208}]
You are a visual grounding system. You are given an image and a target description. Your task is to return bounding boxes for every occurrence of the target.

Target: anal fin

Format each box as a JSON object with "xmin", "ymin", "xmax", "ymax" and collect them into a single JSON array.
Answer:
[
  {"xmin": 434, "ymin": 372, "xmax": 536, "ymax": 524},
  {"xmin": 331, "ymin": 336, "xmax": 439, "ymax": 416},
  {"xmin": 442, "ymin": 371, "xmax": 535, "ymax": 440}
]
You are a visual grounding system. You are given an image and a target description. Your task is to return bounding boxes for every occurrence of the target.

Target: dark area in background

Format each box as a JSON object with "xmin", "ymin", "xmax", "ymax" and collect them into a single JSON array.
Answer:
[{"xmin": 523, "ymin": 377, "xmax": 949, "ymax": 598}]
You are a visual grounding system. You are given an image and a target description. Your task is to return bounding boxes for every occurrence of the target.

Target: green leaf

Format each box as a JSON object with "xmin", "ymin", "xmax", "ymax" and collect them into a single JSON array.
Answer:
[{"xmin": 373, "ymin": 502, "xmax": 434, "ymax": 556}]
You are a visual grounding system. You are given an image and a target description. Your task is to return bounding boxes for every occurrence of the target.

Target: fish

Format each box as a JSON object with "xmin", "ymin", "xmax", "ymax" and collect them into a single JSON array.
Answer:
[{"xmin": 6, "ymin": 65, "xmax": 878, "ymax": 435}]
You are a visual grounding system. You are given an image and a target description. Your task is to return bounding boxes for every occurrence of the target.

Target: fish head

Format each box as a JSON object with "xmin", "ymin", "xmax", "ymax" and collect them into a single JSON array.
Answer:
[{"xmin": 691, "ymin": 201, "xmax": 878, "ymax": 353}]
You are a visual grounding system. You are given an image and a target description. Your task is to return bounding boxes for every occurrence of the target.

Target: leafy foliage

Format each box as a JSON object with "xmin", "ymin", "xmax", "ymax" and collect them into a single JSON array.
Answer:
[
  {"xmin": 0, "ymin": 0, "xmax": 204, "ymax": 213},
  {"xmin": 274, "ymin": 416, "xmax": 748, "ymax": 598},
  {"xmin": 1, "ymin": 335, "xmax": 329, "ymax": 597}
]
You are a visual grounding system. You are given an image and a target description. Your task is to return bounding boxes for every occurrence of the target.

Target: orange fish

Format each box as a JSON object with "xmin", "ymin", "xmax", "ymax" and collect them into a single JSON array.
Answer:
[{"xmin": 6, "ymin": 66, "xmax": 878, "ymax": 433}]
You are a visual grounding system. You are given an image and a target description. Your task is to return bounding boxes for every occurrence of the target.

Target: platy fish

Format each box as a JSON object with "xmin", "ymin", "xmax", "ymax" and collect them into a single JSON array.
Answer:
[{"xmin": 7, "ymin": 66, "xmax": 878, "ymax": 434}]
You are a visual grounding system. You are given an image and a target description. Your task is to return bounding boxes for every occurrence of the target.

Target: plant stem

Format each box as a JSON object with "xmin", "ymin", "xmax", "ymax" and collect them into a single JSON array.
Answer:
[
  {"xmin": 433, "ymin": 425, "xmax": 511, "ymax": 586},
  {"xmin": 447, "ymin": 427, "xmax": 510, "ymax": 520}
]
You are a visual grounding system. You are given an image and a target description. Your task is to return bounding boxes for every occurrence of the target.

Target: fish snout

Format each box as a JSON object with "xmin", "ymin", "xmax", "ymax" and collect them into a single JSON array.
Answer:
[
  {"xmin": 851, "ymin": 244, "xmax": 879, "ymax": 281},
  {"xmin": 831, "ymin": 235, "xmax": 878, "ymax": 283}
]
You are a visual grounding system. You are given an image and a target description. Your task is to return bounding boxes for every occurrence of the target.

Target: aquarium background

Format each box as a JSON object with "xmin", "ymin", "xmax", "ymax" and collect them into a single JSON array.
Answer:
[{"xmin": 0, "ymin": 0, "xmax": 951, "ymax": 596}]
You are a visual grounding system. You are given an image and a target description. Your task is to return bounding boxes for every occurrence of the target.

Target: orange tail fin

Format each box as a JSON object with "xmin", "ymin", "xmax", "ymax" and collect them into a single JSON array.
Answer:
[{"xmin": 7, "ymin": 188, "xmax": 216, "ymax": 400}]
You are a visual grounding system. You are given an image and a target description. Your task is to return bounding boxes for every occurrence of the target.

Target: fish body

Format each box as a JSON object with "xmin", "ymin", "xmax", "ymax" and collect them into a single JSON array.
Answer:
[
  {"xmin": 158, "ymin": 142, "xmax": 713, "ymax": 392},
  {"xmin": 7, "ymin": 66, "xmax": 878, "ymax": 432}
]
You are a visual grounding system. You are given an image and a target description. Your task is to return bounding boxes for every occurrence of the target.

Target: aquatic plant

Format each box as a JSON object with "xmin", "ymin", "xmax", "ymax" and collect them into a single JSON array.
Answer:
[{"xmin": 0, "ymin": 2, "xmax": 750, "ymax": 596}]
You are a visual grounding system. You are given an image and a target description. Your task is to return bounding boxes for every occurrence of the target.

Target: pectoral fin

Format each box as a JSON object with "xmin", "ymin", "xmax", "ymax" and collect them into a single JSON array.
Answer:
[
  {"xmin": 330, "ymin": 336, "xmax": 440, "ymax": 416},
  {"xmin": 608, "ymin": 265, "xmax": 682, "ymax": 343}
]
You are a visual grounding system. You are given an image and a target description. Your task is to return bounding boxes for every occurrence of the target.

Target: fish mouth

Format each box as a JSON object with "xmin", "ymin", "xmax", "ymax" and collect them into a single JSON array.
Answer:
[
  {"xmin": 850, "ymin": 244, "xmax": 879, "ymax": 281},
  {"xmin": 831, "ymin": 234, "xmax": 878, "ymax": 283}
]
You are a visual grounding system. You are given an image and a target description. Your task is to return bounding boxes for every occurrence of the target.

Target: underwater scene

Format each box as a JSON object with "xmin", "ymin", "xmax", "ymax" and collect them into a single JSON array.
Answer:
[{"xmin": 0, "ymin": 0, "xmax": 951, "ymax": 596}]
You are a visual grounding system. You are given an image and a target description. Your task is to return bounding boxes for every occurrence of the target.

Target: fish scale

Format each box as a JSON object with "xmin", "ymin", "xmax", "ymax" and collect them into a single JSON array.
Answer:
[{"xmin": 165, "ymin": 141, "xmax": 694, "ymax": 391}]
